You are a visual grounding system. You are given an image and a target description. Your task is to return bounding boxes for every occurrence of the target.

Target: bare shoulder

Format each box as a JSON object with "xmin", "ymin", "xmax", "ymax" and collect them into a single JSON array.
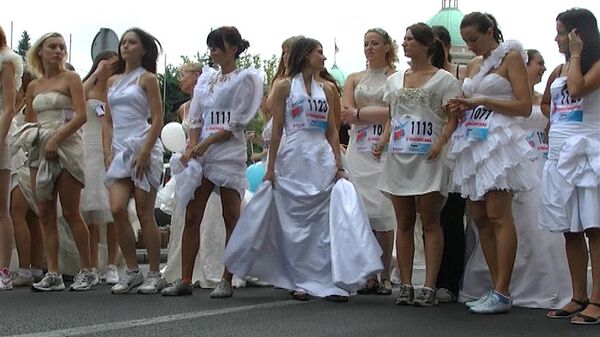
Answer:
[
  {"xmin": 505, "ymin": 49, "xmax": 526, "ymax": 65},
  {"xmin": 63, "ymin": 70, "xmax": 82, "ymax": 83},
  {"xmin": 273, "ymin": 77, "xmax": 291, "ymax": 92}
]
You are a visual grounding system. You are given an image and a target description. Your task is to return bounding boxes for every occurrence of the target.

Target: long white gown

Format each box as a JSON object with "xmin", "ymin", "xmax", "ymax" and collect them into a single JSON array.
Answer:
[{"xmin": 223, "ymin": 74, "xmax": 383, "ymax": 297}]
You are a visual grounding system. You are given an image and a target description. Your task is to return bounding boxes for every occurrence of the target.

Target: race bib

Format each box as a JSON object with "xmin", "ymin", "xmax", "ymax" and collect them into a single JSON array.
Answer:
[
  {"xmin": 526, "ymin": 130, "xmax": 549, "ymax": 158},
  {"xmin": 202, "ymin": 109, "xmax": 231, "ymax": 139},
  {"xmin": 288, "ymin": 97, "xmax": 328, "ymax": 131},
  {"xmin": 551, "ymin": 89, "xmax": 583, "ymax": 124},
  {"xmin": 454, "ymin": 105, "xmax": 494, "ymax": 141},
  {"xmin": 389, "ymin": 117, "xmax": 436, "ymax": 155},
  {"xmin": 93, "ymin": 103, "xmax": 105, "ymax": 117},
  {"xmin": 355, "ymin": 124, "xmax": 384, "ymax": 152}
]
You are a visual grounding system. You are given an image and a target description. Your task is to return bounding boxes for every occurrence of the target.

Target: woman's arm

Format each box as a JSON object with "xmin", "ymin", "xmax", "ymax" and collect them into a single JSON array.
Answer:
[
  {"xmin": 0, "ymin": 61, "xmax": 17, "ymax": 145},
  {"xmin": 264, "ymin": 79, "xmax": 289, "ymax": 181},
  {"xmin": 24, "ymin": 81, "xmax": 37, "ymax": 123},
  {"xmin": 541, "ymin": 65, "xmax": 561, "ymax": 118},
  {"xmin": 324, "ymin": 85, "xmax": 343, "ymax": 174}
]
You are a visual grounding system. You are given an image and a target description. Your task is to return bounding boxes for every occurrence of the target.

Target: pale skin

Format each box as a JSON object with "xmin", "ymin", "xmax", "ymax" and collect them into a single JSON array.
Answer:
[
  {"xmin": 0, "ymin": 51, "xmax": 16, "ymax": 269},
  {"xmin": 543, "ymin": 20, "xmax": 600, "ymax": 323},
  {"xmin": 340, "ymin": 30, "xmax": 395, "ymax": 290},
  {"xmin": 83, "ymin": 55, "xmax": 119, "ymax": 270},
  {"xmin": 446, "ymin": 25, "xmax": 532, "ymax": 296},
  {"xmin": 102, "ymin": 31, "xmax": 163, "ymax": 273},
  {"xmin": 24, "ymin": 36, "xmax": 91, "ymax": 273}
]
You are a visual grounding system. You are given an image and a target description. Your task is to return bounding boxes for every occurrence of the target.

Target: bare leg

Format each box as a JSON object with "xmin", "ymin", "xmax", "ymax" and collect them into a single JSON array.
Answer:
[
  {"xmin": 26, "ymin": 210, "xmax": 44, "ymax": 270},
  {"xmin": 133, "ymin": 186, "xmax": 161, "ymax": 272},
  {"xmin": 11, "ymin": 187, "xmax": 31, "ymax": 269},
  {"xmin": 109, "ymin": 180, "xmax": 137, "ymax": 270},
  {"xmin": 390, "ymin": 195, "xmax": 416, "ymax": 285},
  {"xmin": 418, "ymin": 192, "xmax": 445, "ymax": 289},
  {"xmin": 219, "ymin": 187, "xmax": 241, "ymax": 284},
  {"xmin": 375, "ymin": 230, "xmax": 394, "ymax": 282},
  {"xmin": 106, "ymin": 222, "xmax": 118, "ymax": 265},
  {"xmin": 469, "ymin": 200, "xmax": 498, "ymax": 287},
  {"xmin": 89, "ymin": 224, "xmax": 99, "ymax": 268},
  {"xmin": 577, "ymin": 229, "xmax": 600, "ymax": 320},
  {"xmin": 0, "ymin": 170, "xmax": 14, "ymax": 269}
]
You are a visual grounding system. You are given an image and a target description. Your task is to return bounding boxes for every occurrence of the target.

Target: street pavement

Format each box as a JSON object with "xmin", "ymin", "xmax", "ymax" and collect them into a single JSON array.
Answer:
[{"xmin": 1, "ymin": 280, "xmax": 598, "ymax": 337}]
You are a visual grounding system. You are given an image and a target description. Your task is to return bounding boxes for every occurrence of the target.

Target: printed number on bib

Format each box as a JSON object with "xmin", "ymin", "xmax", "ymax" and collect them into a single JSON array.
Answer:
[
  {"xmin": 526, "ymin": 130, "xmax": 548, "ymax": 157},
  {"xmin": 551, "ymin": 88, "xmax": 583, "ymax": 124},
  {"xmin": 290, "ymin": 97, "xmax": 328, "ymax": 131},
  {"xmin": 203, "ymin": 110, "xmax": 231, "ymax": 137},
  {"xmin": 454, "ymin": 105, "xmax": 493, "ymax": 141},
  {"xmin": 355, "ymin": 124, "xmax": 384, "ymax": 152},
  {"xmin": 389, "ymin": 117, "xmax": 435, "ymax": 155}
]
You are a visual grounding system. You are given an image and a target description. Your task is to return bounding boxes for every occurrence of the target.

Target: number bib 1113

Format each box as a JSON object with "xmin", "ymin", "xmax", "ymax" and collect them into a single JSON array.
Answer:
[
  {"xmin": 355, "ymin": 124, "xmax": 384, "ymax": 152},
  {"xmin": 202, "ymin": 110, "xmax": 231, "ymax": 139},
  {"xmin": 289, "ymin": 97, "xmax": 328, "ymax": 131},
  {"xmin": 454, "ymin": 105, "xmax": 494, "ymax": 141},
  {"xmin": 389, "ymin": 117, "xmax": 435, "ymax": 155}
]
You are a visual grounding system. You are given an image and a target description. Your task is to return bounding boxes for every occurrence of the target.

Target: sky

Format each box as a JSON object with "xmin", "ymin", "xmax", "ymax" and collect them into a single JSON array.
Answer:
[{"xmin": 2, "ymin": 0, "xmax": 599, "ymax": 93}]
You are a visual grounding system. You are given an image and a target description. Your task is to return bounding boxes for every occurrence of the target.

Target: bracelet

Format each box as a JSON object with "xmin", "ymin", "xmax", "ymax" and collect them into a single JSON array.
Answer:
[
  {"xmin": 570, "ymin": 55, "xmax": 581, "ymax": 59},
  {"xmin": 337, "ymin": 167, "xmax": 345, "ymax": 172},
  {"xmin": 356, "ymin": 108, "xmax": 361, "ymax": 120}
]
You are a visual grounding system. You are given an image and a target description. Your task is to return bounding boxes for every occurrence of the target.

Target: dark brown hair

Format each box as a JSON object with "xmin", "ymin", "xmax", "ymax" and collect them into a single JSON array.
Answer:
[{"xmin": 407, "ymin": 23, "xmax": 445, "ymax": 69}]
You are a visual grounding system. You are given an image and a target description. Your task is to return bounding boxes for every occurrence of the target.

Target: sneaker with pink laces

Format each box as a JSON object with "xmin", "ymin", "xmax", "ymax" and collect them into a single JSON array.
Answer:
[{"xmin": 0, "ymin": 268, "xmax": 13, "ymax": 290}]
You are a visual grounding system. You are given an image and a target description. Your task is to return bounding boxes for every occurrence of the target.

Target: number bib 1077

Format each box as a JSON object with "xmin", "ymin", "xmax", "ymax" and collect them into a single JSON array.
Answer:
[
  {"xmin": 454, "ymin": 105, "xmax": 494, "ymax": 141},
  {"xmin": 389, "ymin": 117, "xmax": 435, "ymax": 155},
  {"xmin": 355, "ymin": 124, "xmax": 384, "ymax": 152},
  {"xmin": 202, "ymin": 110, "xmax": 231, "ymax": 139},
  {"xmin": 289, "ymin": 97, "xmax": 328, "ymax": 131}
]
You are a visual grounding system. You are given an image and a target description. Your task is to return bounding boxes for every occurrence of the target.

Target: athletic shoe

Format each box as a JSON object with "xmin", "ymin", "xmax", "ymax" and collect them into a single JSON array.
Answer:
[
  {"xmin": 413, "ymin": 287, "xmax": 438, "ymax": 307},
  {"xmin": 0, "ymin": 268, "xmax": 13, "ymax": 290},
  {"xmin": 137, "ymin": 272, "xmax": 167, "ymax": 294},
  {"xmin": 12, "ymin": 274, "xmax": 35, "ymax": 287},
  {"xmin": 436, "ymin": 288, "xmax": 457, "ymax": 303},
  {"xmin": 32, "ymin": 272, "xmax": 65, "ymax": 292},
  {"xmin": 469, "ymin": 291, "xmax": 512, "ymax": 314},
  {"xmin": 395, "ymin": 284, "xmax": 414, "ymax": 305},
  {"xmin": 210, "ymin": 279, "xmax": 233, "ymax": 298},
  {"xmin": 69, "ymin": 269, "xmax": 97, "ymax": 291},
  {"xmin": 465, "ymin": 290, "xmax": 493, "ymax": 308},
  {"xmin": 105, "ymin": 264, "xmax": 119, "ymax": 285},
  {"xmin": 111, "ymin": 269, "xmax": 143, "ymax": 294},
  {"xmin": 161, "ymin": 279, "xmax": 193, "ymax": 296}
]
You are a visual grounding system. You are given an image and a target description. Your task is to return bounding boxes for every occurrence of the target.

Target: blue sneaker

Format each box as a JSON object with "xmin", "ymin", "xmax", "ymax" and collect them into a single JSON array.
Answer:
[
  {"xmin": 465, "ymin": 290, "xmax": 493, "ymax": 308},
  {"xmin": 469, "ymin": 291, "xmax": 512, "ymax": 314}
]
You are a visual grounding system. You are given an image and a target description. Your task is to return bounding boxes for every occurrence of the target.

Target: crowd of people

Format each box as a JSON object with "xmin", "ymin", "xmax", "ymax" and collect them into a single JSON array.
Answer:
[{"xmin": 0, "ymin": 6, "xmax": 598, "ymax": 325}]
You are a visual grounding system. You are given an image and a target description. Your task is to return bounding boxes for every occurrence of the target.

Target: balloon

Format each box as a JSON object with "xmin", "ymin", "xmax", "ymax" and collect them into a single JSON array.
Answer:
[
  {"xmin": 246, "ymin": 162, "xmax": 265, "ymax": 192},
  {"xmin": 161, "ymin": 122, "xmax": 186, "ymax": 153}
]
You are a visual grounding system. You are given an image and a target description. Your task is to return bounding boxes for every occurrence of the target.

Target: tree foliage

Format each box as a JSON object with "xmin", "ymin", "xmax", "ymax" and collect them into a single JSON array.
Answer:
[{"xmin": 14, "ymin": 31, "xmax": 31, "ymax": 60}]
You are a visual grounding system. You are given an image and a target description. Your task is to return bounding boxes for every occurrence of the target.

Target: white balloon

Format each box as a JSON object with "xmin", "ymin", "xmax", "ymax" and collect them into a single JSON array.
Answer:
[{"xmin": 161, "ymin": 122, "xmax": 186, "ymax": 153}]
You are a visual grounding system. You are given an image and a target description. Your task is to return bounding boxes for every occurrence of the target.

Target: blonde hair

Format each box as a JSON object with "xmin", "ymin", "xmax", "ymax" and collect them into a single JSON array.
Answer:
[
  {"xmin": 365, "ymin": 28, "xmax": 398, "ymax": 70},
  {"xmin": 26, "ymin": 32, "xmax": 67, "ymax": 78},
  {"xmin": 180, "ymin": 62, "xmax": 202, "ymax": 74},
  {"xmin": 0, "ymin": 26, "xmax": 7, "ymax": 49}
]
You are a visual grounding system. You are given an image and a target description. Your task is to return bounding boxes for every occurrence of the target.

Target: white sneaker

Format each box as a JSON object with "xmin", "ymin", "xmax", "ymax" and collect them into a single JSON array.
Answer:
[
  {"xmin": 469, "ymin": 291, "xmax": 512, "ymax": 314},
  {"xmin": 210, "ymin": 279, "xmax": 233, "ymax": 298},
  {"xmin": 32, "ymin": 272, "xmax": 65, "ymax": 292},
  {"xmin": 137, "ymin": 272, "xmax": 167, "ymax": 294},
  {"xmin": 0, "ymin": 268, "xmax": 13, "ymax": 290},
  {"xmin": 69, "ymin": 269, "xmax": 97, "ymax": 291},
  {"xmin": 111, "ymin": 269, "xmax": 143, "ymax": 294},
  {"xmin": 12, "ymin": 273, "xmax": 35, "ymax": 287},
  {"xmin": 105, "ymin": 264, "xmax": 119, "ymax": 285}
]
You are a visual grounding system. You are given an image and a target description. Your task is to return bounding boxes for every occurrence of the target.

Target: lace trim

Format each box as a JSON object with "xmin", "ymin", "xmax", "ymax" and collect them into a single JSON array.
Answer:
[{"xmin": 472, "ymin": 40, "xmax": 526, "ymax": 85}]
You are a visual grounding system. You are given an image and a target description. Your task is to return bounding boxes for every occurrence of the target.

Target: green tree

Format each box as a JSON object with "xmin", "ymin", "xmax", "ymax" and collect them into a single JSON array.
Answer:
[{"xmin": 14, "ymin": 31, "xmax": 31, "ymax": 60}]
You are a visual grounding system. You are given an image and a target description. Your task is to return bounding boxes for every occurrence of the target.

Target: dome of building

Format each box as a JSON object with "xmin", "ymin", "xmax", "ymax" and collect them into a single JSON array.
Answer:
[
  {"xmin": 330, "ymin": 63, "xmax": 346, "ymax": 88},
  {"xmin": 427, "ymin": 0, "xmax": 465, "ymax": 47}
]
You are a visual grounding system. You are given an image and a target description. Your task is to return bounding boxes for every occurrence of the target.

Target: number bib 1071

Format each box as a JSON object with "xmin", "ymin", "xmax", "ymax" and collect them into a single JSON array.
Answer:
[
  {"xmin": 355, "ymin": 124, "xmax": 384, "ymax": 152},
  {"xmin": 202, "ymin": 110, "xmax": 231, "ymax": 139},
  {"xmin": 454, "ymin": 105, "xmax": 494, "ymax": 141},
  {"xmin": 289, "ymin": 97, "xmax": 328, "ymax": 131},
  {"xmin": 526, "ymin": 130, "xmax": 549, "ymax": 158},
  {"xmin": 389, "ymin": 117, "xmax": 435, "ymax": 155}
]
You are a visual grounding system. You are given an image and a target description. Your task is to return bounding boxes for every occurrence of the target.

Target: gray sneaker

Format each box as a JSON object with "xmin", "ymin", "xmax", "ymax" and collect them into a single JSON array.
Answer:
[
  {"xmin": 466, "ymin": 290, "xmax": 493, "ymax": 308},
  {"xmin": 111, "ymin": 269, "xmax": 144, "ymax": 294},
  {"xmin": 161, "ymin": 279, "xmax": 193, "ymax": 296},
  {"xmin": 138, "ymin": 272, "xmax": 167, "ymax": 294},
  {"xmin": 69, "ymin": 269, "xmax": 97, "ymax": 291},
  {"xmin": 210, "ymin": 279, "xmax": 233, "ymax": 298},
  {"xmin": 469, "ymin": 291, "xmax": 512, "ymax": 314},
  {"xmin": 105, "ymin": 264, "xmax": 120, "ymax": 285},
  {"xmin": 395, "ymin": 284, "xmax": 414, "ymax": 305},
  {"xmin": 12, "ymin": 274, "xmax": 35, "ymax": 287},
  {"xmin": 413, "ymin": 287, "xmax": 438, "ymax": 307},
  {"xmin": 32, "ymin": 272, "xmax": 65, "ymax": 292},
  {"xmin": 436, "ymin": 288, "xmax": 457, "ymax": 303}
]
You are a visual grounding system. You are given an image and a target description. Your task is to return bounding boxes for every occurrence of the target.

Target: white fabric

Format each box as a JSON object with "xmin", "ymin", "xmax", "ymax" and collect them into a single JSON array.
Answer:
[
  {"xmin": 445, "ymin": 40, "xmax": 539, "ymax": 200},
  {"xmin": 460, "ymin": 104, "xmax": 571, "ymax": 309},
  {"xmin": 380, "ymin": 69, "xmax": 462, "ymax": 197},
  {"xmin": 81, "ymin": 99, "xmax": 112, "ymax": 224},
  {"xmin": 105, "ymin": 67, "xmax": 164, "ymax": 192},
  {"xmin": 344, "ymin": 67, "xmax": 395, "ymax": 231},
  {"xmin": 0, "ymin": 48, "xmax": 24, "ymax": 94},
  {"xmin": 540, "ymin": 76, "xmax": 600, "ymax": 232},
  {"xmin": 223, "ymin": 74, "xmax": 382, "ymax": 297},
  {"xmin": 173, "ymin": 67, "xmax": 263, "ymax": 204}
]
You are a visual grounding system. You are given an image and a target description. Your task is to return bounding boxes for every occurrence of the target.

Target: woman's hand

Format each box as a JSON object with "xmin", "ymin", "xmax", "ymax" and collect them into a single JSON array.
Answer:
[
  {"xmin": 372, "ymin": 142, "xmax": 385, "ymax": 159},
  {"xmin": 263, "ymin": 169, "xmax": 274, "ymax": 182},
  {"xmin": 250, "ymin": 152, "xmax": 263, "ymax": 162},
  {"xmin": 44, "ymin": 137, "xmax": 59, "ymax": 161},
  {"xmin": 568, "ymin": 28, "xmax": 583, "ymax": 57},
  {"xmin": 340, "ymin": 105, "xmax": 356, "ymax": 124},
  {"xmin": 427, "ymin": 139, "xmax": 444, "ymax": 160},
  {"xmin": 132, "ymin": 150, "xmax": 151, "ymax": 180},
  {"xmin": 180, "ymin": 142, "xmax": 208, "ymax": 165},
  {"xmin": 335, "ymin": 169, "xmax": 348, "ymax": 181}
]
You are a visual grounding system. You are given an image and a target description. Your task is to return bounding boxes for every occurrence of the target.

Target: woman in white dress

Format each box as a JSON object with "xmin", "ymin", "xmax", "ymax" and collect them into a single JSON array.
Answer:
[
  {"xmin": 82, "ymin": 51, "xmax": 119, "ymax": 284},
  {"xmin": 22, "ymin": 32, "xmax": 97, "ymax": 291},
  {"xmin": 541, "ymin": 8, "xmax": 600, "ymax": 325},
  {"xmin": 459, "ymin": 49, "xmax": 571, "ymax": 309},
  {"xmin": 161, "ymin": 26, "xmax": 263, "ymax": 298},
  {"xmin": 341, "ymin": 28, "xmax": 397, "ymax": 295},
  {"xmin": 446, "ymin": 13, "xmax": 536, "ymax": 314},
  {"xmin": 376, "ymin": 23, "xmax": 461, "ymax": 307},
  {"xmin": 104, "ymin": 28, "xmax": 165, "ymax": 294},
  {"xmin": 223, "ymin": 37, "xmax": 383, "ymax": 302},
  {"xmin": 0, "ymin": 26, "xmax": 24, "ymax": 290}
]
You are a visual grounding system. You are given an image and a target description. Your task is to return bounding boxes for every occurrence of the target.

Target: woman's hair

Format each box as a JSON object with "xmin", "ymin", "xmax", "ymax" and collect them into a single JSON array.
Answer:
[
  {"xmin": 180, "ymin": 62, "xmax": 202, "ymax": 74},
  {"xmin": 271, "ymin": 35, "xmax": 303, "ymax": 87},
  {"xmin": 82, "ymin": 50, "xmax": 118, "ymax": 83},
  {"xmin": 115, "ymin": 27, "xmax": 162, "ymax": 74},
  {"xmin": 432, "ymin": 25, "xmax": 452, "ymax": 62},
  {"xmin": 557, "ymin": 8, "xmax": 600, "ymax": 75},
  {"xmin": 16, "ymin": 69, "xmax": 33, "ymax": 112},
  {"xmin": 526, "ymin": 49, "xmax": 540, "ymax": 65},
  {"xmin": 319, "ymin": 68, "xmax": 341, "ymax": 94},
  {"xmin": 207, "ymin": 26, "xmax": 250, "ymax": 60},
  {"xmin": 407, "ymin": 23, "xmax": 446, "ymax": 69},
  {"xmin": 287, "ymin": 37, "xmax": 322, "ymax": 78},
  {"xmin": 461, "ymin": 12, "xmax": 504, "ymax": 44},
  {"xmin": 365, "ymin": 28, "xmax": 398, "ymax": 69},
  {"xmin": 26, "ymin": 32, "xmax": 67, "ymax": 78},
  {"xmin": 0, "ymin": 26, "xmax": 7, "ymax": 49}
]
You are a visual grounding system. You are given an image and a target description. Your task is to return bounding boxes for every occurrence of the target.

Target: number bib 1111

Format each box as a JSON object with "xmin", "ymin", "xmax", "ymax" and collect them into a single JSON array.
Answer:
[
  {"xmin": 389, "ymin": 117, "xmax": 435, "ymax": 155},
  {"xmin": 289, "ymin": 97, "xmax": 328, "ymax": 131},
  {"xmin": 355, "ymin": 124, "xmax": 384, "ymax": 152},
  {"xmin": 202, "ymin": 110, "xmax": 231, "ymax": 139},
  {"xmin": 454, "ymin": 105, "xmax": 494, "ymax": 141}
]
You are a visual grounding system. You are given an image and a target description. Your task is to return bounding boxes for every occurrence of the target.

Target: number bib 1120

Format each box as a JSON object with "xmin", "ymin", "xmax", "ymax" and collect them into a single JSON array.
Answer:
[
  {"xmin": 551, "ymin": 98, "xmax": 583, "ymax": 124},
  {"xmin": 355, "ymin": 124, "xmax": 384, "ymax": 152},
  {"xmin": 289, "ymin": 97, "xmax": 328, "ymax": 131},
  {"xmin": 202, "ymin": 109, "xmax": 231, "ymax": 139},
  {"xmin": 389, "ymin": 117, "xmax": 435, "ymax": 155},
  {"xmin": 454, "ymin": 105, "xmax": 494, "ymax": 141}
]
